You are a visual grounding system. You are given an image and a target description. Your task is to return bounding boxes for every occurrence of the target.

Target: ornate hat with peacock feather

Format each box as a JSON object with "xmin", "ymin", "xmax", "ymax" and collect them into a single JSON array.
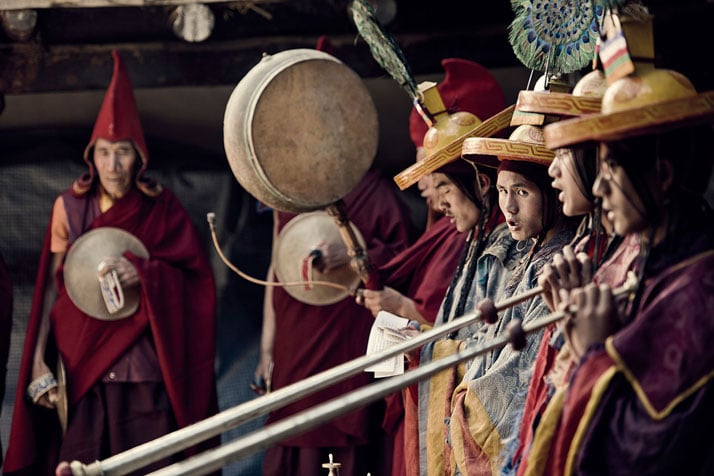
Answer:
[
  {"xmin": 516, "ymin": 69, "xmax": 608, "ymax": 119},
  {"xmin": 508, "ymin": 0, "xmax": 606, "ymax": 76},
  {"xmin": 543, "ymin": 69, "xmax": 714, "ymax": 149},
  {"xmin": 393, "ymin": 59, "xmax": 512, "ymax": 190},
  {"xmin": 350, "ymin": 0, "xmax": 512, "ymax": 190}
]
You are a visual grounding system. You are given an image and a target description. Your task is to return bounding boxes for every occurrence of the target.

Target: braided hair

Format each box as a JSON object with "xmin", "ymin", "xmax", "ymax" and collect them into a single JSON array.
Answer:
[{"xmin": 439, "ymin": 163, "xmax": 499, "ymax": 321}]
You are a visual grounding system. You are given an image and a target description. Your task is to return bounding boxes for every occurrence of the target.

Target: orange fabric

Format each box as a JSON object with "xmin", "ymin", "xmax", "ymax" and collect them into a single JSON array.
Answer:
[
  {"xmin": 50, "ymin": 197, "xmax": 69, "ymax": 253},
  {"xmin": 403, "ymin": 385, "xmax": 420, "ymax": 476}
]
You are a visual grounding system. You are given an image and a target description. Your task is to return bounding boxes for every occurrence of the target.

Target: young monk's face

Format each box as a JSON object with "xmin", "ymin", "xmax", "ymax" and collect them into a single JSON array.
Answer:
[
  {"xmin": 497, "ymin": 170, "xmax": 544, "ymax": 241},
  {"xmin": 433, "ymin": 172, "xmax": 480, "ymax": 232},
  {"xmin": 550, "ymin": 148, "xmax": 591, "ymax": 217},
  {"xmin": 593, "ymin": 143, "xmax": 648, "ymax": 236},
  {"xmin": 415, "ymin": 147, "xmax": 441, "ymax": 214},
  {"xmin": 94, "ymin": 138, "xmax": 137, "ymax": 200}
]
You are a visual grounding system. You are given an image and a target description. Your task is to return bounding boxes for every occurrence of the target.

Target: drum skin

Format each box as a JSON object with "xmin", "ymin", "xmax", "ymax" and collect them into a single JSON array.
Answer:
[
  {"xmin": 273, "ymin": 210, "xmax": 366, "ymax": 305},
  {"xmin": 223, "ymin": 49, "xmax": 378, "ymax": 213}
]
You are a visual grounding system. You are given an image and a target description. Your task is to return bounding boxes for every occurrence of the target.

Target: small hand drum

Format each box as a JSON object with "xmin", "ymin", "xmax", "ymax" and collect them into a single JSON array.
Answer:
[{"xmin": 273, "ymin": 211, "xmax": 366, "ymax": 306}]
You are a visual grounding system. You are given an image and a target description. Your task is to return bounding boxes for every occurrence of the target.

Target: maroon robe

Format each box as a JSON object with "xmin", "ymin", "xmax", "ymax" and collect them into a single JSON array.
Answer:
[
  {"xmin": 510, "ymin": 233, "xmax": 640, "ymax": 475},
  {"xmin": 4, "ymin": 187, "xmax": 218, "ymax": 475},
  {"xmin": 523, "ymin": 207, "xmax": 714, "ymax": 476},
  {"xmin": 263, "ymin": 170, "xmax": 411, "ymax": 475},
  {"xmin": 379, "ymin": 215, "xmax": 467, "ymax": 324},
  {"xmin": 379, "ymin": 215, "xmax": 467, "ymax": 476}
]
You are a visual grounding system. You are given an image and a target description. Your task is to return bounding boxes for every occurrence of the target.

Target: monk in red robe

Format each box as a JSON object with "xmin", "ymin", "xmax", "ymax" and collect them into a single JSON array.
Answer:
[
  {"xmin": 256, "ymin": 168, "xmax": 412, "ymax": 476},
  {"xmin": 357, "ymin": 58, "xmax": 506, "ymax": 476},
  {"xmin": 4, "ymin": 51, "xmax": 218, "ymax": 476}
]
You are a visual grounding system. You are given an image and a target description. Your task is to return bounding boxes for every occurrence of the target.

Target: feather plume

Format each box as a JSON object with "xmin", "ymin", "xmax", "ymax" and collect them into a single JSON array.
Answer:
[
  {"xmin": 508, "ymin": 0, "xmax": 610, "ymax": 74},
  {"xmin": 350, "ymin": 0, "xmax": 418, "ymax": 100}
]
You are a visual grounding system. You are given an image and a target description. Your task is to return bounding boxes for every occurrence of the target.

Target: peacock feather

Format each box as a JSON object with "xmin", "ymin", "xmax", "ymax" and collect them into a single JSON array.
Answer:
[
  {"xmin": 508, "ymin": 0, "xmax": 612, "ymax": 74},
  {"xmin": 350, "ymin": 0, "xmax": 419, "ymax": 100}
]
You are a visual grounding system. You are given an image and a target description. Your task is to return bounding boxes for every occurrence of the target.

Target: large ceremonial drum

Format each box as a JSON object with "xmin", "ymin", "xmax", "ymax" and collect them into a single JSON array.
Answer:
[{"xmin": 223, "ymin": 49, "xmax": 378, "ymax": 213}]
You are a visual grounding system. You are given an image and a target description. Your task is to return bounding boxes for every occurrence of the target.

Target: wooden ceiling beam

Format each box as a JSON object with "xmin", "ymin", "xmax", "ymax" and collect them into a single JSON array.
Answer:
[
  {"xmin": 0, "ymin": 30, "xmax": 518, "ymax": 94},
  {"xmin": 0, "ymin": 0, "xmax": 282, "ymax": 9}
]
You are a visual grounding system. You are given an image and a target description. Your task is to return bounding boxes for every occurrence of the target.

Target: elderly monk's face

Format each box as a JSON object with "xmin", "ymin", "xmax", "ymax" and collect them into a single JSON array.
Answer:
[
  {"xmin": 94, "ymin": 138, "xmax": 137, "ymax": 200},
  {"xmin": 433, "ymin": 172, "xmax": 480, "ymax": 233}
]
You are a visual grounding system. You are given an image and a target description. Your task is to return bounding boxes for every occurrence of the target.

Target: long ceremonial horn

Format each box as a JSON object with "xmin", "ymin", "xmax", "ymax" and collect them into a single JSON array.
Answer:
[
  {"xmin": 146, "ymin": 272, "xmax": 638, "ymax": 476},
  {"xmin": 67, "ymin": 272, "xmax": 638, "ymax": 476}
]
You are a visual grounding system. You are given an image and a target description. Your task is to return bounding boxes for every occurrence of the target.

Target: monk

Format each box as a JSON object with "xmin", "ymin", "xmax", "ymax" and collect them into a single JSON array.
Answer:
[
  {"xmin": 521, "ymin": 67, "xmax": 714, "ymax": 475},
  {"xmin": 5, "ymin": 51, "xmax": 218, "ymax": 476},
  {"xmin": 257, "ymin": 168, "xmax": 412, "ymax": 476}
]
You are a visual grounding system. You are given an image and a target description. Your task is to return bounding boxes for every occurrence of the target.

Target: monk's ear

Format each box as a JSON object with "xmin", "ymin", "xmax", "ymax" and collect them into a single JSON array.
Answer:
[
  {"xmin": 477, "ymin": 172, "xmax": 491, "ymax": 196},
  {"xmin": 658, "ymin": 158, "xmax": 674, "ymax": 193}
]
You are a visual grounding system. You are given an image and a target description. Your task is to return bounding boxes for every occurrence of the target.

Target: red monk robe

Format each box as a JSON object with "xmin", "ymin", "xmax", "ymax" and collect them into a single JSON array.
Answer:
[
  {"xmin": 6, "ymin": 49, "xmax": 217, "ymax": 476},
  {"xmin": 378, "ymin": 215, "xmax": 467, "ymax": 476},
  {"xmin": 4, "ymin": 186, "xmax": 218, "ymax": 476},
  {"xmin": 263, "ymin": 169, "xmax": 412, "ymax": 476}
]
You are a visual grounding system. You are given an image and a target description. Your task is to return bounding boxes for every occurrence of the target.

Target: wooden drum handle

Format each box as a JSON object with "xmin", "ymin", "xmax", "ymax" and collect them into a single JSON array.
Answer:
[{"xmin": 326, "ymin": 201, "xmax": 382, "ymax": 290}]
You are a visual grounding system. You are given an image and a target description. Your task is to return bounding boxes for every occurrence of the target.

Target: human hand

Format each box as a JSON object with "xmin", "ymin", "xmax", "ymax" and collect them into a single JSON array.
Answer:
[
  {"xmin": 560, "ymin": 283, "xmax": 620, "ymax": 359},
  {"xmin": 399, "ymin": 325, "xmax": 422, "ymax": 363},
  {"xmin": 98, "ymin": 256, "xmax": 140, "ymax": 287},
  {"xmin": 29, "ymin": 360, "xmax": 58, "ymax": 409},
  {"xmin": 538, "ymin": 245, "xmax": 592, "ymax": 312},
  {"xmin": 251, "ymin": 353, "xmax": 274, "ymax": 395},
  {"xmin": 55, "ymin": 461, "xmax": 73, "ymax": 476},
  {"xmin": 360, "ymin": 287, "xmax": 405, "ymax": 318},
  {"xmin": 310, "ymin": 239, "xmax": 350, "ymax": 273}
]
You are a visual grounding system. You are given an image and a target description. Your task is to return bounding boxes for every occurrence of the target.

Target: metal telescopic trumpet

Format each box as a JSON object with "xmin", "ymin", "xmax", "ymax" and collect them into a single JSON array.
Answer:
[{"xmin": 67, "ymin": 273, "xmax": 638, "ymax": 476}]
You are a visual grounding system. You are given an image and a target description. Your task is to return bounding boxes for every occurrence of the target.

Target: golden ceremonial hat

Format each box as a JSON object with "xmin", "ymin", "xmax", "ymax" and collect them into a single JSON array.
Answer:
[
  {"xmin": 394, "ymin": 59, "xmax": 510, "ymax": 191},
  {"xmin": 394, "ymin": 105, "xmax": 514, "ymax": 190},
  {"xmin": 544, "ymin": 68, "xmax": 714, "ymax": 149},
  {"xmin": 63, "ymin": 227, "xmax": 148, "ymax": 320},
  {"xmin": 462, "ymin": 124, "xmax": 555, "ymax": 168},
  {"xmin": 516, "ymin": 70, "xmax": 608, "ymax": 119}
]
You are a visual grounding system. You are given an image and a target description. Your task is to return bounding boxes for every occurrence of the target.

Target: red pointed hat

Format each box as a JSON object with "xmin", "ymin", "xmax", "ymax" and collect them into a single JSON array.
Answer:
[
  {"xmin": 84, "ymin": 50, "xmax": 149, "ymax": 167},
  {"xmin": 408, "ymin": 58, "xmax": 506, "ymax": 147}
]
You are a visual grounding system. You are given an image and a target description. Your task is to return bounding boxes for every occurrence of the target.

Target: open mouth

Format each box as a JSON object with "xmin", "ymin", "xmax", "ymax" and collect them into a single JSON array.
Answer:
[{"xmin": 507, "ymin": 218, "xmax": 520, "ymax": 231}]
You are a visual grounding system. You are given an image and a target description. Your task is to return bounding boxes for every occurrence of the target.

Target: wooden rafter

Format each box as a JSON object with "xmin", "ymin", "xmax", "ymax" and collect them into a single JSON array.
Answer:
[{"xmin": 0, "ymin": 0, "xmax": 284, "ymax": 9}]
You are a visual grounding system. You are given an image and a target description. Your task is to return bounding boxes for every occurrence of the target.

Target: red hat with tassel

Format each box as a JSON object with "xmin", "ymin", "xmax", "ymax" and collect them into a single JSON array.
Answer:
[{"xmin": 75, "ymin": 50, "xmax": 158, "ymax": 195}]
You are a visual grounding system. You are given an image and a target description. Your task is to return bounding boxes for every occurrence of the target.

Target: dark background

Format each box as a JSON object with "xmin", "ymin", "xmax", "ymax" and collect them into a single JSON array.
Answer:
[{"xmin": 1, "ymin": 1, "xmax": 713, "ymax": 474}]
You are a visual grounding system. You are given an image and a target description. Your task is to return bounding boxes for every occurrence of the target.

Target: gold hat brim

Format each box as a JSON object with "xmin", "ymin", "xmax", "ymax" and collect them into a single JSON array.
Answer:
[
  {"xmin": 544, "ymin": 90, "xmax": 714, "ymax": 149},
  {"xmin": 516, "ymin": 90, "xmax": 602, "ymax": 117},
  {"xmin": 273, "ymin": 211, "xmax": 364, "ymax": 306},
  {"xmin": 393, "ymin": 105, "xmax": 515, "ymax": 190},
  {"xmin": 63, "ymin": 227, "xmax": 149, "ymax": 321},
  {"xmin": 462, "ymin": 137, "xmax": 555, "ymax": 167}
]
